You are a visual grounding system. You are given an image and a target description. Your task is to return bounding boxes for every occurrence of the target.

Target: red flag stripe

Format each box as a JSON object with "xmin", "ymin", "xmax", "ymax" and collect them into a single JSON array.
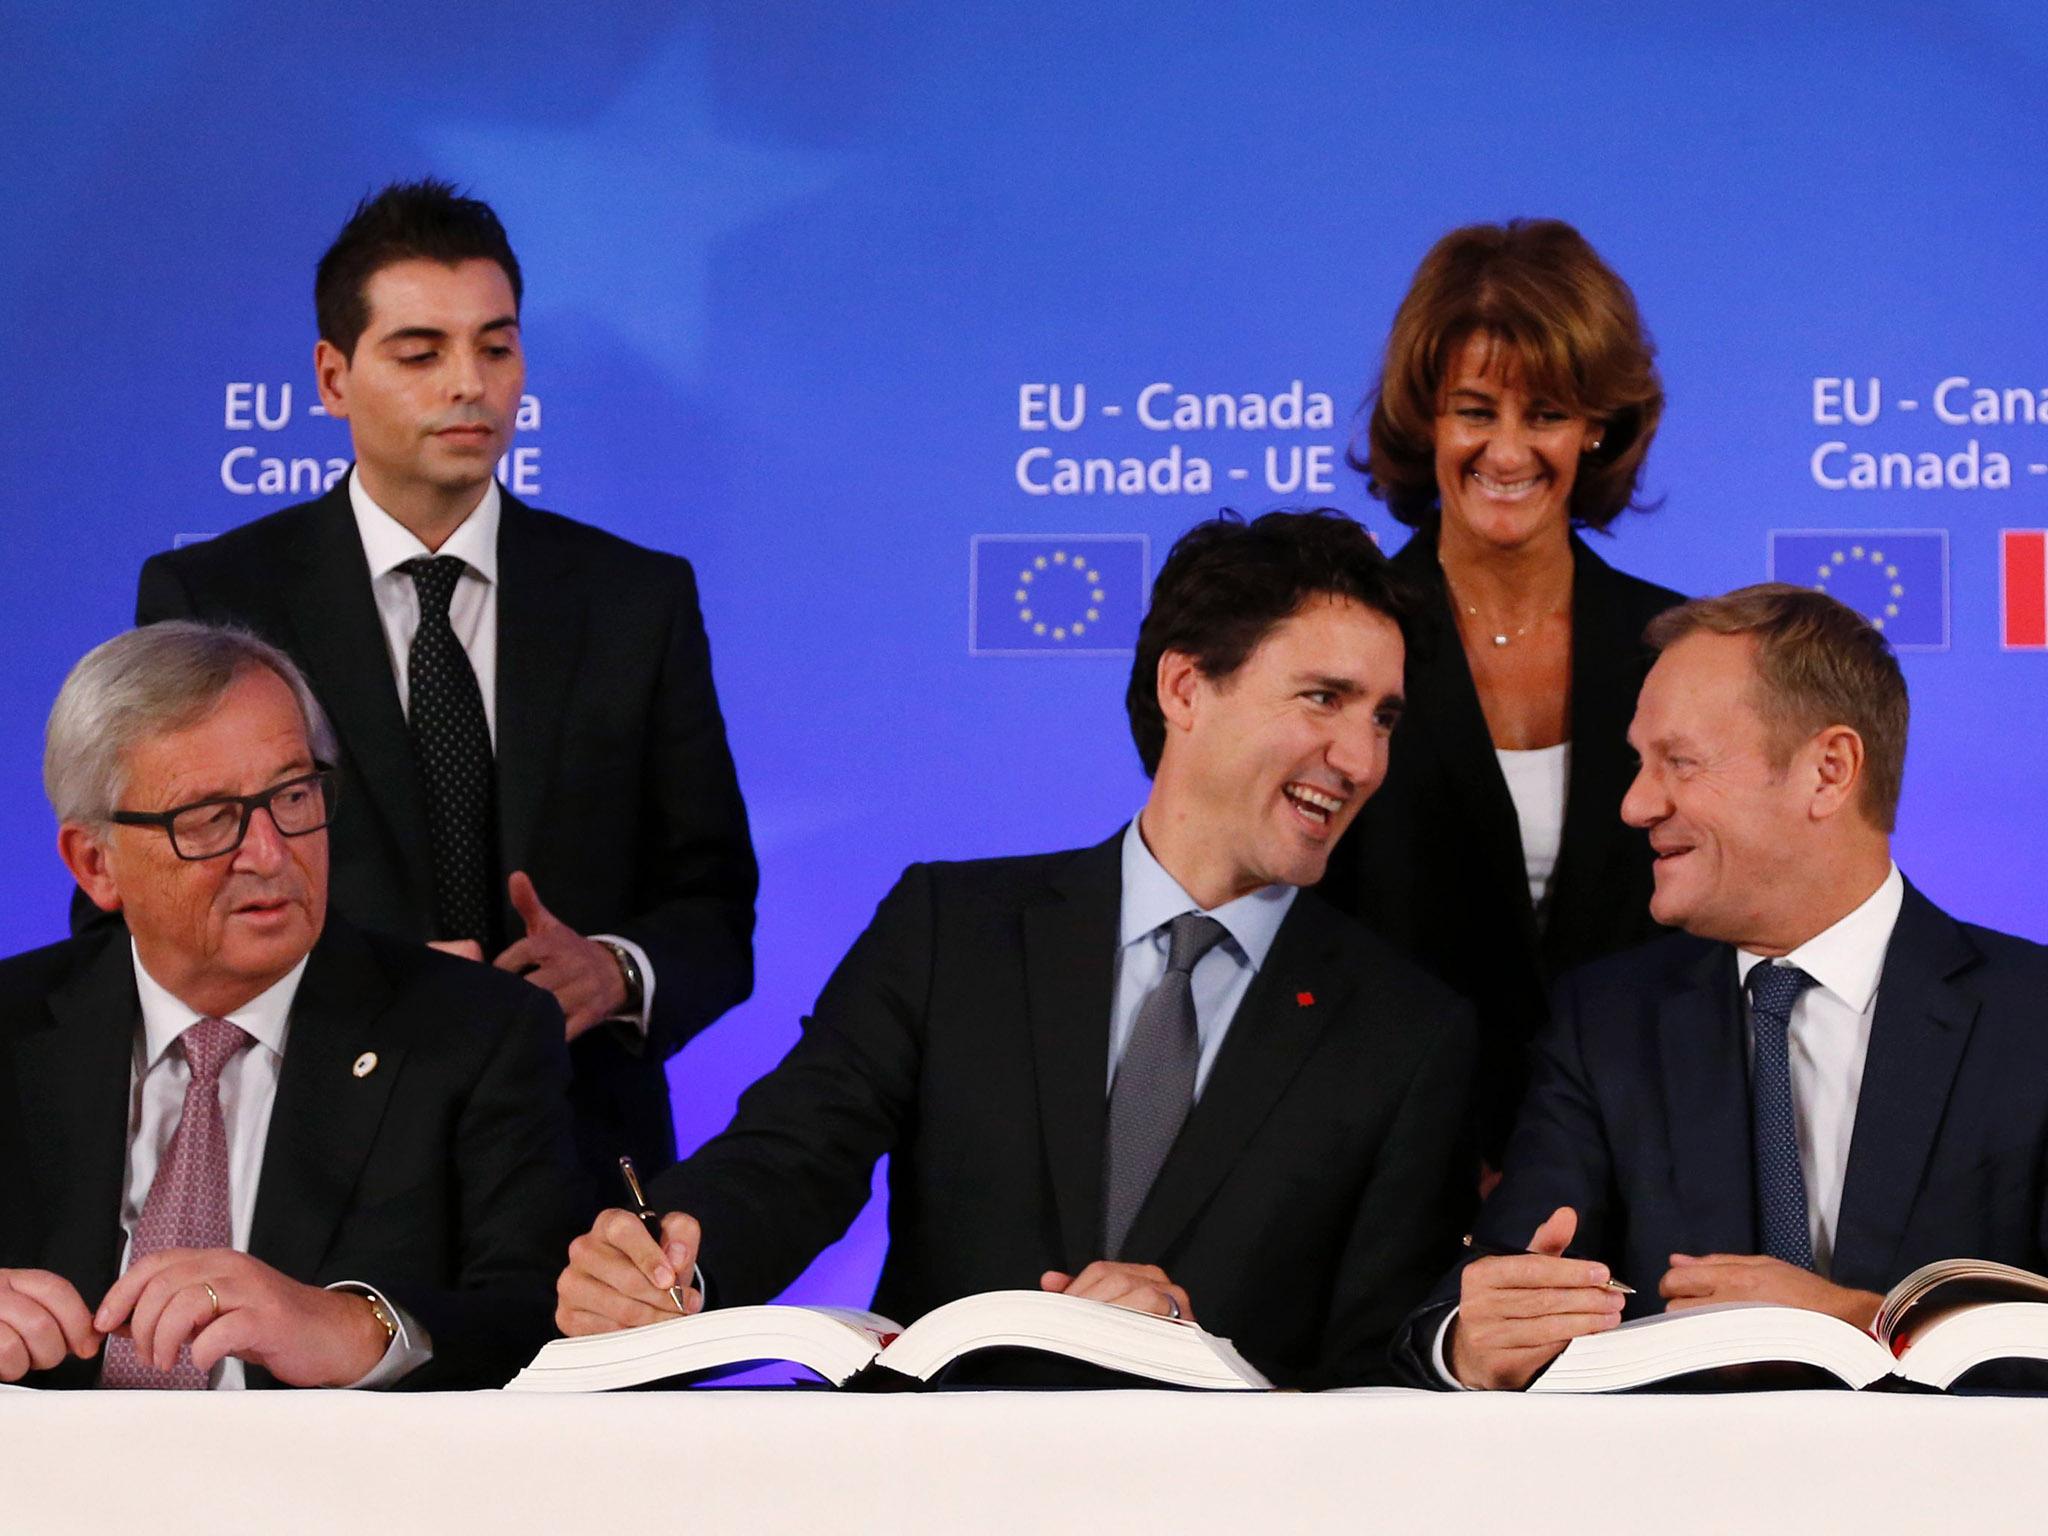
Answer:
[{"xmin": 2005, "ymin": 531, "xmax": 2048, "ymax": 649}]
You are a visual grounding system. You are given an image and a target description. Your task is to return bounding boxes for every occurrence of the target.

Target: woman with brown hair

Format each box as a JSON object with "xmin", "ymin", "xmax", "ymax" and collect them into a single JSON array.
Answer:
[{"xmin": 1320, "ymin": 218, "xmax": 1683, "ymax": 1173}]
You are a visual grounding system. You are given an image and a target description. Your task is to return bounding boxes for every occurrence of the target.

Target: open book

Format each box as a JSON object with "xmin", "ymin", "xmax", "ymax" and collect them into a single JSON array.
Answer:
[
  {"xmin": 1531, "ymin": 1258, "xmax": 2048, "ymax": 1392},
  {"xmin": 504, "ymin": 1289, "xmax": 1271, "ymax": 1392}
]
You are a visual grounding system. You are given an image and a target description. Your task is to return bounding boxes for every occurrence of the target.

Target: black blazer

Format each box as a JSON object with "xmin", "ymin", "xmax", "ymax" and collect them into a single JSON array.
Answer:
[
  {"xmin": 0, "ymin": 920, "xmax": 580, "ymax": 1389},
  {"xmin": 1320, "ymin": 523, "xmax": 1682, "ymax": 1161},
  {"xmin": 121, "ymin": 479, "xmax": 759, "ymax": 1192},
  {"xmin": 1391, "ymin": 882, "xmax": 2048, "ymax": 1384},
  {"xmin": 653, "ymin": 833, "xmax": 1479, "ymax": 1389}
]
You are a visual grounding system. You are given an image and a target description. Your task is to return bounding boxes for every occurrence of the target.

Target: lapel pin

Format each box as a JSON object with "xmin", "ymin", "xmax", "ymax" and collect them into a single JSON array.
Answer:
[
  {"xmin": 352, "ymin": 1051, "xmax": 379, "ymax": 1079},
  {"xmin": 1295, "ymin": 991, "xmax": 1315, "ymax": 1008}
]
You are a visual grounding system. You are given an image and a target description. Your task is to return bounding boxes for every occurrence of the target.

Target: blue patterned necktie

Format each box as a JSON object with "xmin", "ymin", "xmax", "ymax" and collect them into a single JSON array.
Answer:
[
  {"xmin": 1748, "ymin": 962, "xmax": 1819, "ymax": 1269},
  {"xmin": 1103, "ymin": 913, "xmax": 1229, "ymax": 1259}
]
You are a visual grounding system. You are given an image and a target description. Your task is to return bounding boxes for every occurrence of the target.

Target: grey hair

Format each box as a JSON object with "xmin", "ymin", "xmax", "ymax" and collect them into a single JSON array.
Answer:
[{"xmin": 43, "ymin": 621, "xmax": 339, "ymax": 825}]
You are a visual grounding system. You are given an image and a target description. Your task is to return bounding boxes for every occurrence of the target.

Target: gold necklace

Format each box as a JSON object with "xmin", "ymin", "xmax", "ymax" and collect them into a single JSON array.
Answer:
[{"xmin": 1439, "ymin": 561, "xmax": 1568, "ymax": 649}]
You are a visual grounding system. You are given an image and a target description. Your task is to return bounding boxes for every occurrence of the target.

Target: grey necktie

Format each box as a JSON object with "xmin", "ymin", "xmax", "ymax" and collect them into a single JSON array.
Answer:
[{"xmin": 1103, "ymin": 912, "xmax": 1230, "ymax": 1259}]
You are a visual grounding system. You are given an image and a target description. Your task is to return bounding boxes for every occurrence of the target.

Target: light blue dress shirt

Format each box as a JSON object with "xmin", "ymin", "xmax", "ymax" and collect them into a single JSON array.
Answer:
[{"xmin": 1108, "ymin": 818, "xmax": 1297, "ymax": 1097}]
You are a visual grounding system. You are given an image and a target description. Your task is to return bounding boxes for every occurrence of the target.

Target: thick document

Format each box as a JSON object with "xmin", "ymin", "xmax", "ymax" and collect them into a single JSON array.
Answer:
[
  {"xmin": 1532, "ymin": 1259, "xmax": 2048, "ymax": 1392},
  {"xmin": 504, "ymin": 1289, "xmax": 1270, "ymax": 1392}
]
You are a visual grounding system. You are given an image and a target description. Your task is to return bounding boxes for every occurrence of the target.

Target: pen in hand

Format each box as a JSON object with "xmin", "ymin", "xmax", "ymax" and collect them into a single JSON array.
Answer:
[
  {"xmin": 1461, "ymin": 1233, "xmax": 1636, "ymax": 1294},
  {"xmin": 618, "ymin": 1155, "xmax": 690, "ymax": 1315}
]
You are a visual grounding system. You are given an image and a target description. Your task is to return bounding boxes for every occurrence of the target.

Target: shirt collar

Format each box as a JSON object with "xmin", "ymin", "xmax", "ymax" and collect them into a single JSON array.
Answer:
[
  {"xmin": 1735, "ymin": 862, "xmax": 1904, "ymax": 1014},
  {"xmin": 348, "ymin": 469, "xmax": 500, "ymax": 586},
  {"xmin": 1118, "ymin": 818, "xmax": 1297, "ymax": 970},
  {"xmin": 131, "ymin": 942, "xmax": 309, "ymax": 1069}
]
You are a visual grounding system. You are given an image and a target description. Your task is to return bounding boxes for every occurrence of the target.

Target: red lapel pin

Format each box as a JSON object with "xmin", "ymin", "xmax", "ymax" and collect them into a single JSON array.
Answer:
[{"xmin": 1296, "ymin": 991, "xmax": 1315, "ymax": 1008}]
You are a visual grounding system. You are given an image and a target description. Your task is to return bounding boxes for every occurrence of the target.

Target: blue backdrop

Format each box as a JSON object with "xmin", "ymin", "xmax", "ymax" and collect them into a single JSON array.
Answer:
[{"xmin": 6, "ymin": 1, "xmax": 2047, "ymax": 1309}]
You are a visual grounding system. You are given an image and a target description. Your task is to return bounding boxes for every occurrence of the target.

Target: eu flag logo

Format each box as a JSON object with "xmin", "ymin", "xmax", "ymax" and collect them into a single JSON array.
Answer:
[
  {"xmin": 1767, "ymin": 530, "xmax": 1949, "ymax": 650},
  {"xmin": 970, "ymin": 535, "xmax": 1149, "ymax": 655}
]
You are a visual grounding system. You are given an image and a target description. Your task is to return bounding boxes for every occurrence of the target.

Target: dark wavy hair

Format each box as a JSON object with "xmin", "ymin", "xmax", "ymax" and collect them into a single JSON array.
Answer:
[
  {"xmin": 1125, "ymin": 509, "xmax": 1417, "ymax": 776},
  {"xmin": 1356, "ymin": 218, "xmax": 1663, "ymax": 530},
  {"xmin": 315, "ymin": 178, "xmax": 523, "ymax": 357}
]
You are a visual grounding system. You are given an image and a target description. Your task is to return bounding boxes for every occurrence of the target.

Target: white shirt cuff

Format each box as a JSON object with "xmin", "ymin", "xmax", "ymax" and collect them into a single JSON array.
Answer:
[
  {"xmin": 1430, "ymin": 1304, "xmax": 1471, "ymax": 1390},
  {"xmin": 591, "ymin": 933, "xmax": 655, "ymax": 1037},
  {"xmin": 326, "ymin": 1281, "xmax": 433, "ymax": 1389}
]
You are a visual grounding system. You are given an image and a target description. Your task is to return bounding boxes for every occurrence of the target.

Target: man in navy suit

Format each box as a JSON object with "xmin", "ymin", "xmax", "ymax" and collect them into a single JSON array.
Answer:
[{"xmin": 1402, "ymin": 582, "xmax": 2048, "ymax": 1390}]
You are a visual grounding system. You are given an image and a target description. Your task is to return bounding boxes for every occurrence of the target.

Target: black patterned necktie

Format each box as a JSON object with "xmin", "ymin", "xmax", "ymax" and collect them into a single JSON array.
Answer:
[
  {"xmin": 1103, "ymin": 912, "xmax": 1230, "ymax": 1259},
  {"xmin": 401, "ymin": 555, "xmax": 497, "ymax": 948},
  {"xmin": 1748, "ymin": 963, "xmax": 1819, "ymax": 1269}
]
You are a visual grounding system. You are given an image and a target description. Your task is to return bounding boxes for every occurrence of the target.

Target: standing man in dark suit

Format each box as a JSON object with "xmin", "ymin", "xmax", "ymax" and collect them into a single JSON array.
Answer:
[
  {"xmin": 4, "ymin": 623, "xmax": 577, "ymax": 1389},
  {"xmin": 123, "ymin": 181, "xmax": 758, "ymax": 1199},
  {"xmin": 554, "ymin": 510, "xmax": 1479, "ymax": 1389},
  {"xmin": 1401, "ymin": 584, "xmax": 2048, "ymax": 1390}
]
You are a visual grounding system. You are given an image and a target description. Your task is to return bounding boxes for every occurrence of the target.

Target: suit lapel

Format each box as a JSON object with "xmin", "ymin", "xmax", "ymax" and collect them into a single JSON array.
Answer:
[
  {"xmin": 1391, "ymin": 531, "xmax": 1538, "ymax": 951},
  {"xmin": 1542, "ymin": 536, "xmax": 1646, "ymax": 966},
  {"xmin": 279, "ymin": 483, "xmax": 434, "ymax": 906},
  {"xmin": 1833, "ymin": 884, "xmax": 1979, "ymax": 1285},
  {"xmin": 1022, "ymin": 837, "xmax": 1123, "ymax": 1269},
  {"xmin": 1656, "ymin": 941, "xmax": 1755, "ymax": 1256},
  {"xmin": 24, "ymin": 936, "xmax": 139, "ymax": 1303},
  {"xmin": 1121, "ymin": 894, "xmax": 1350, "ymax": 1261},
  {"xmin": 247, "ymin": 923, "xmax": 407, "ymax": 1282},
  {"xmin": 492, "ymin": 495, "xmax": 585, "ymax": 883}
]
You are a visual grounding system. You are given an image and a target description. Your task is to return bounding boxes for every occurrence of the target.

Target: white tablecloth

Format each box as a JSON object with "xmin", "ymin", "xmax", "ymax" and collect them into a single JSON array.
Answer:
[{"xmin": 3, "ymin": 1386, "xmax": 2043, "ymax": 1534}]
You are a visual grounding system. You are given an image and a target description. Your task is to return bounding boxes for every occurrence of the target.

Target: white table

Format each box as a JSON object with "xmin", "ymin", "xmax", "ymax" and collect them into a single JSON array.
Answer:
[{"xmin": 4, "ymin": 1387, "xmax": 2043, "ymax": 1534}]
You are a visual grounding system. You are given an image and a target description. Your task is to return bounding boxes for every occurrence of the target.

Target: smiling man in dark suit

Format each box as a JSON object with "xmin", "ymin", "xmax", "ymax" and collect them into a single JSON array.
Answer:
[
  {"xmin": 120, "ymin": 181, "xmax": 758, "ymax": 1203},
  {"xmin": 553, "ymin": 510, "xmax": 1479, "ymax": 1389},
  {"xmin": 2, "ymin": 623, "xmax": 576, "ymax": 1389},
  {"xmin": 1403, "ymin": 584, "xmax": 2048, "ymax": 1390}
]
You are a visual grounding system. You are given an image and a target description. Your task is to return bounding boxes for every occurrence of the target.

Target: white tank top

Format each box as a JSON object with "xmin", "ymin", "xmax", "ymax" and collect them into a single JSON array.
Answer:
[{"xmin": 1495, "ymin": 742, "xmax": 1572, "ymax": 916}]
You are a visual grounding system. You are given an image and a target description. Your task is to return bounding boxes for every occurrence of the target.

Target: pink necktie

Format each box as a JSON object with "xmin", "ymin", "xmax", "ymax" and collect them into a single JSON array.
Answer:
[{"xmin": 101, "ymin": 1016, "xmax": 252, "ymax": 1389}]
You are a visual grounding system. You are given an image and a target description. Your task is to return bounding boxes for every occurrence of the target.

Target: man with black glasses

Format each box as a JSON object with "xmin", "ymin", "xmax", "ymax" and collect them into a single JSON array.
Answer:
[{"xmin": 1, "ymin": 621, "xmax": 577, "ymax": 1389}]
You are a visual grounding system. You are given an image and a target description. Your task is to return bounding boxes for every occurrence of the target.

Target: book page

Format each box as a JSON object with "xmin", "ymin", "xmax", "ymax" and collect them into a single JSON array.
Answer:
[
  {"xmin": 805, "ymin": 1308, "xmax": 903, "ymax": 1345},
  {"xmin": 1529, "ymin": 1303, "xmax": 1893, "ymax": 1393},
  {"xmin": 1877, "ymin": 1259, "xmax": 2048, "ymax": 1350},
  {"xmin": 1893, "ymin": 1301, "xmax": 2048, "ymax": 1389}
]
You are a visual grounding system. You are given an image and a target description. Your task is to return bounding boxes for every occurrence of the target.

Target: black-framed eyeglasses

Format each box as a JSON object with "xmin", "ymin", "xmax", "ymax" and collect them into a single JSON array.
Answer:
[{"xmin": 109, "ymin": 766, "xmax": 338, "ymax": 861}]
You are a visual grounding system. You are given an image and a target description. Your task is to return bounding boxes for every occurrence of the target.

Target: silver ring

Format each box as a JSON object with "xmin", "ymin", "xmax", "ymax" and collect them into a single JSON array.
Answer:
[
  {"xmin": 202, "ymin": 1281, "xmax": 220, "ymax": 1319},
  {"xmin": 1165, "ymin": 1294, "xmax": 1182, "ymax": 1321}
]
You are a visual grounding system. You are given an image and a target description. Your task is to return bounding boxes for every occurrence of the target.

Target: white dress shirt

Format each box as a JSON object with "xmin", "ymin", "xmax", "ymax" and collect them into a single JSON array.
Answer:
[
  {"xmin": 1432, "ymin": 862, "xmax": 1907, "ymax": 1385},
  {"xmin": 1735, "ymin": 861, "xmax": 1903, "ymax": 1277},
  {"xmin": 122, "ymin": 945, "xmax": 429, "ymax": 1389},
  {"xmin": 350, "ymin": 472, "xmax": 502, "ymax": 743},
  {"xmin": 1109, "ymin": 818, "xmax": 1297, "ymax": 1097},
  {"xmin": 347, "ymin": 471, "xmax": 654, "ymax": 1033}
]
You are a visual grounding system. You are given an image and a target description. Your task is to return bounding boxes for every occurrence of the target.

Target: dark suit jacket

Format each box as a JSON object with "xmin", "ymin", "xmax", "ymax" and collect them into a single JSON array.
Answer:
[
  {"xmin": 119, "ymin": 478, "xmax": 758, "ymax": 1191},
  {"xmin": 653, "ymin": 833, "xmax": 1479, "ymax": 1389},
  {"xmin": 1320, "ymin": 523, "xmax": 1682, "ymax": 1162},
  {"xmin": 1391, "ymin": 882, "xmax": 2048, "ymax": 1385},
  {"xmin": 0, "ymin": 920, "xmax": 580, "ymax": 1389}
]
